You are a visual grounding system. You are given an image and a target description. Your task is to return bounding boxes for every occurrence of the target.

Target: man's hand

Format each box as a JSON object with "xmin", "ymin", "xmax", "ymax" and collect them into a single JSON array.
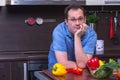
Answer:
[{"xmin": 75, "ymin": 23, "xmax": 87, "ymax": 37}]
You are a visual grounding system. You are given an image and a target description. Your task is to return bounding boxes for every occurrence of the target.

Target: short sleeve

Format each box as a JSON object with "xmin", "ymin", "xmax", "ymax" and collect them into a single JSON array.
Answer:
[
  {"xmin": 52, "ymin": 26, "xmax": 67, "ymax": 52},
  {"xmin": 83, "ymin": 30, "xmax": 97, "ymax": 54}
]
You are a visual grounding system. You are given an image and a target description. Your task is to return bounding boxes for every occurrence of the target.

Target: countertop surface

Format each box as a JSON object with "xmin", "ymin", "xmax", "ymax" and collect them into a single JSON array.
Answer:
[{"xmin": 34, "ymin": 69, "xmax": 117, "ymax": 80}]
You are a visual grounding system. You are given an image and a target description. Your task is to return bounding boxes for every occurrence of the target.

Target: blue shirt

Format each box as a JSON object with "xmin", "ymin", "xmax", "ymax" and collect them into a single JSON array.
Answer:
[{"xmin": 48, "ymin": 22, "xmax": 97, "ymax": 69}]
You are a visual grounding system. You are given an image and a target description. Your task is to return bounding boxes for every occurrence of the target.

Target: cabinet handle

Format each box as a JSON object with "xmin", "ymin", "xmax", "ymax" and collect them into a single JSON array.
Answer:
[{"xmin": 24, "ymin": 63, "xmax": 27, "ymax": 80}]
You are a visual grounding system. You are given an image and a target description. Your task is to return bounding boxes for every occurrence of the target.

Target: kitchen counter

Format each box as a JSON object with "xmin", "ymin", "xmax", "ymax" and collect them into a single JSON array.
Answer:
[
  {"xmin": 0, "ymin": 51, "xmax": 48, "ymax": 61},
  {"xmin": 34, "ymin": 69, "xmax": 117, "ymax": 80},
  {"xmin": 0, "ymin": 51, "xmax": 49, "ymax": 80}
]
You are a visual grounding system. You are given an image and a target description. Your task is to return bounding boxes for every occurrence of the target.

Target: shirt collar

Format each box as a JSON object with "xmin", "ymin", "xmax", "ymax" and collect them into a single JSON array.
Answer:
[{"xmin": 64, "ymin": 22, "xmax": 73, "ymax": 39}]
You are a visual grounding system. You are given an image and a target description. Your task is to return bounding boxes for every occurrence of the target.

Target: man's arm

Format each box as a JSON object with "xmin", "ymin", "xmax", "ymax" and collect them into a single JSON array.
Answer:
[
  {"xmin": 74, "ymin": 34, "xmax": 93, "ymax": 68},
  {"xmin": 54, "ymin": 51, "xmax": 77, "ymax": 68},
  {"xmin": 74, "ymin": 24, "xmax": 93, "ymax": 68}
]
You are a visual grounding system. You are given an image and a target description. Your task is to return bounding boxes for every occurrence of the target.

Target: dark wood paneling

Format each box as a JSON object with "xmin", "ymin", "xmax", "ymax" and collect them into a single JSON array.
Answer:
[
  {"xmin": 0, "ymin": 5, "xmax": 66, "ymax": 52},
  {"xmin": 84, "ymin": 6, "xmax": 120, "ymax": 51}
]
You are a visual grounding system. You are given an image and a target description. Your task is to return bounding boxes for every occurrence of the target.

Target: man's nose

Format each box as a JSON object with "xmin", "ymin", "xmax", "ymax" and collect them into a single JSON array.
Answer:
[{"xmin": 75, "ymin": 20, "xmax": 81, "ymax": 25}]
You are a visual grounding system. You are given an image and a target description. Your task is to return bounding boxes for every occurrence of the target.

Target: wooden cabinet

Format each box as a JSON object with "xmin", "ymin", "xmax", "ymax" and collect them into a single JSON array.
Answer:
[
  {"xmin": 0, "ymin": 61, "xmax": 27, "ymax": 80},
  {"xmin": 0, "ymin": 62, "xmax": 10, "ymax": 80},
  {"xmin": 11, "ymin": 61, "xmax": 27, "ymax": 80}
]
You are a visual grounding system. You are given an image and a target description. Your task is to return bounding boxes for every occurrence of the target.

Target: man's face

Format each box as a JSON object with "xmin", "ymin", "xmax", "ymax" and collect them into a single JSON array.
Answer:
[{"xmin": 65, "ymin": 9, "xmax": 86, "ymax": 35}]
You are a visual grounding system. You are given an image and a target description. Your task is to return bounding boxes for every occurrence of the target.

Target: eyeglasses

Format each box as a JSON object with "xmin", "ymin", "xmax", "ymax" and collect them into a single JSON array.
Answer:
[{"xmin": 67, "ymin": 17, "xmax": 84, "ymax": 22}]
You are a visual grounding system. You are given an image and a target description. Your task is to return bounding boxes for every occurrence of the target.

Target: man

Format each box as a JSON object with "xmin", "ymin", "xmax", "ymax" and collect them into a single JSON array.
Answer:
[{"xmin": 48, "ymin": 5, "xmax": 97, "ymax": 69}]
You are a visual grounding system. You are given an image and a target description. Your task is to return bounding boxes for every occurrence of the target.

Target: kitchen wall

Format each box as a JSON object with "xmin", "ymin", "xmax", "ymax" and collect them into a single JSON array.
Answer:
[
  {"xmin": 0, "ymin": 5, "xmax": 66, "ymax": 52},
  {"xmin": 0, "ymin": 5, "xmax": 120, "ymax": 53},
  {"xmin": 84, "ymin": 6, "xmax": 120, "ymax": 51}
]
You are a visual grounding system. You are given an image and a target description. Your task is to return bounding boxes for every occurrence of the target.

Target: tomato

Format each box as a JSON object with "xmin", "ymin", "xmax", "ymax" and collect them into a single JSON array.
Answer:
[{"xmin": 117, "ymin": 68, "xmax": 120, "ymax": 78}]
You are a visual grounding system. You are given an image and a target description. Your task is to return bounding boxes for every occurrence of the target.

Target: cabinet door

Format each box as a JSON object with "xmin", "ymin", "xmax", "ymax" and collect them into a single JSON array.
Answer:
[
  {"xmin": 11, "ymin": 61, "xmax": 27, "ymax": 80},
  {"xmin": 0, "ymin": 62, "xmax": 10, "ymax": 80}
]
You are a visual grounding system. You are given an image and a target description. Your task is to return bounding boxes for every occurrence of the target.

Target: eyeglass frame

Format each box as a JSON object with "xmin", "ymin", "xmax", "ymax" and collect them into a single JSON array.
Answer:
[{"xmin": 67, "ymin": 17, "xmax": 85, "ymax": 23}]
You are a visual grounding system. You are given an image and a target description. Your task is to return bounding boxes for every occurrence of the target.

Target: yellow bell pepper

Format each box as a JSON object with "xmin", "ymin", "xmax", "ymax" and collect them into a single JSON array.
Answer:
[
  {"xmin": 52, "ymin": 63, "xmax": 67, "ymax": 76},
  {"xmin": 99, "ymin": 60, "xmax": 105, "ymax": 67}
]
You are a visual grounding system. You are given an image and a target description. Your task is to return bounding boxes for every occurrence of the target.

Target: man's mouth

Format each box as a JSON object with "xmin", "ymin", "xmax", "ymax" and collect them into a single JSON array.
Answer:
[{"xmin": 75, "ymin": 27, "xmax": 80, "ymax": 29}]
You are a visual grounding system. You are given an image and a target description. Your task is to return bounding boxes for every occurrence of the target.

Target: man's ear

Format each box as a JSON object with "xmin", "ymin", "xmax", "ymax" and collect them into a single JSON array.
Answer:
[{"xmin": 65, "ymin": 19, "xmax": 68, "ymax": 24}]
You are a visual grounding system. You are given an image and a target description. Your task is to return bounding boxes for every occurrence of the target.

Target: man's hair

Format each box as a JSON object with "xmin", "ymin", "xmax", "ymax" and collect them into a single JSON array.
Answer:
[{"xmin": 64, "ymin": 5, "xmax": 86, "ymax": 19}]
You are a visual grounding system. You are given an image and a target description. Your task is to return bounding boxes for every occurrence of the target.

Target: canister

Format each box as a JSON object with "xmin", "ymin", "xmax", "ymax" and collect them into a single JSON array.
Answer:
[{"xmin": 96, "ymin": 40, "xmax": 104, "ymax": 55}]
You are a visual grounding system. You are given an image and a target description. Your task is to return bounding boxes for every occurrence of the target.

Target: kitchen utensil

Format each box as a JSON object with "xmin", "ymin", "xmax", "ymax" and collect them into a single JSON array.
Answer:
[
  {"xmin": 109, "ymin": 17, "xmax": 114, "ymax": 39},
  {"xmin": 112, "ymin": 17, "xmax": 119, "ymax": 44},
  {"xmin": 36, "ymin": 17, "xmax": 43, "ymax": 25},
  {"xmin": 27, "ymin": 17, "xmax": 35, "ymax": 25}
]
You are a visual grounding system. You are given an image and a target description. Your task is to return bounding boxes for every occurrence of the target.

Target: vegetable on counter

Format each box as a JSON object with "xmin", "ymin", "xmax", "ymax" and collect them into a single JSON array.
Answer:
[
  {"xmin": 52, "ymin": 63, "xmax": 67, "ymax": 76},
  {"xmin": 99, "ymin": 60, "xmax": 105, "ymax": 67},
  {"xmin": 87, "ymin": 57, "xmax": 100, "ymax": 70},
  {"xmin": 52, "ymin": 63, "xmax": 83, "ymax": 76},
  {"xmin": 94, "ymin": 65, "xmax": 112, "ymax": 79},
  {"xmin": 117, "ymin": 68, "xmax": 120, "ymax": 78},
  {"xmin": 67, "ymin": 67, "xmax": 83, "ymax": 75},
  {"xmin": 87, "ymin": 58, "xmax": 120, "ymax": 79}
]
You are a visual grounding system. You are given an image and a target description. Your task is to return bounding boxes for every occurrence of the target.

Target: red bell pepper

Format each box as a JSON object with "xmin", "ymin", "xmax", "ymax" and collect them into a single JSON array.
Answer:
[
  {"xmin": 66, "ymin": 68, "xmax": 73, "ymax": 73},
  {"xmin": 67, "ymin": 67, "xmax": 83, "ymax": 75},
  {"xmin": 72, "ymin": 67, "xmax": 83, "ymax": 74},
  {"xmin": 87, "ymin": 57, "xmax": 99, "ymax": 70}
]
